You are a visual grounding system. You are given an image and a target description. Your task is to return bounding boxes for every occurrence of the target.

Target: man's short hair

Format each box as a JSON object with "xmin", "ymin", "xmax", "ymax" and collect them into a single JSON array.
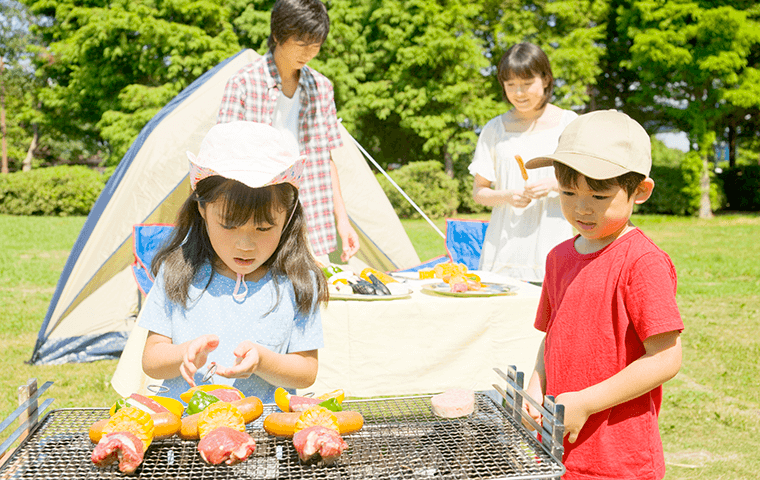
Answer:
[
  {"xmin": 554, "ymin": 161, "xmax": 646, "ymax": 199},
  {"xmin": 268, "ymin": 0, "xmax": 330, "ymax": 51}
]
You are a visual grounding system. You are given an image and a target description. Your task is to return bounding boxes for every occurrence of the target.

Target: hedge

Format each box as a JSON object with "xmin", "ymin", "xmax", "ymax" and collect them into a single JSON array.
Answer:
[
  {"xmin": 0, "ymin": 165, "xmax": 105, "ymax": 216},
  {"xmin": 376, "ymin": 160, "xmax": 459, "ymax": 219},
  {"xmin": 717, "ymin": 165, "xmax": 760, "ymax": 211}
]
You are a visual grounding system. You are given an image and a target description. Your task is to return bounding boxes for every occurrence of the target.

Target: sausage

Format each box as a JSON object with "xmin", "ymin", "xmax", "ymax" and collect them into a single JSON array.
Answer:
[
  {"xmin": 179, "ymin": 396, "xmax": 264, "ymax": 440},
  {"xmin": 89, "ymin": 412, "xmax": 181, "ymax": 444},
  {"xmin": 263, "ymin": 411, "xmax": 364, "ymax": 438}
]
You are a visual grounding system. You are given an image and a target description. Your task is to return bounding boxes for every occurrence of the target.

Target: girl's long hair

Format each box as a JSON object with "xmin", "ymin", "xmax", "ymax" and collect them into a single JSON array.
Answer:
[{"xmin": 151, "ymin": 176, "xmax": 328, "ymax": 314}]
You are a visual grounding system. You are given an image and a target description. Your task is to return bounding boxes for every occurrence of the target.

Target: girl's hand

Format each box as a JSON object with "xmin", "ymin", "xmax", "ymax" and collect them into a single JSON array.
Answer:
[
  {"xmin": 555, "ymin": 390, "xmax": 591, "ymax": 443},
  {"xmin": 507, "ymin": 190, "xmax": 532, "ymax": 208},
  {"xmin": 181, "ymin": 335, "xmax": 219, "ymax": 387},
  {"xmin": 337, "ymin": 223, "xmax": 360, "ymax": 262},
  {"xmin": 523, "ymin": 177, "xmax": 558, "ymax": 199},
  {"xmin": 214, "ymin": 341, "xmax": 262, "ymax": 379}
]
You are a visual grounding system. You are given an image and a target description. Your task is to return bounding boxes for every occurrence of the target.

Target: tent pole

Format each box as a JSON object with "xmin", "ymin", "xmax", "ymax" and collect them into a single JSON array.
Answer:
[{"xmin": 342, "ymin": 127, "xmax": 446, "ymax": 240}]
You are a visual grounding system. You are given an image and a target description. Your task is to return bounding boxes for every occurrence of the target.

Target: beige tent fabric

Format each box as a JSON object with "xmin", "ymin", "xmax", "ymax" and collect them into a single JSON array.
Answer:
[{"xmin": 40, "ymin": 50, "xmax": 260, "ymax": 351}]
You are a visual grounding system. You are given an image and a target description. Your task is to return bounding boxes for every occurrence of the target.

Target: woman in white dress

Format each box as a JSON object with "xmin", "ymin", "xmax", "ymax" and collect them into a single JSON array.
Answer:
[{"xmin": 469, "ymin": 42, "xmax": 577, "ymax": 283}]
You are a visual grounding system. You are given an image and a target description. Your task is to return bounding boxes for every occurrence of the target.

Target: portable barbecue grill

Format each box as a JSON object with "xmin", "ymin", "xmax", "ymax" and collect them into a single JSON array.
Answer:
[{"xmin": 0, "ymin": 367, "xmax": 565, "ymax": 479}]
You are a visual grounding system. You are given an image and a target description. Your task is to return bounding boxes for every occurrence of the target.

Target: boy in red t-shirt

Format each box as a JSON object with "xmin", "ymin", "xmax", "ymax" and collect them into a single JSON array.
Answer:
[{"xmin": 523, "ymin": 110, "xmax": 684, "ymax": 480}]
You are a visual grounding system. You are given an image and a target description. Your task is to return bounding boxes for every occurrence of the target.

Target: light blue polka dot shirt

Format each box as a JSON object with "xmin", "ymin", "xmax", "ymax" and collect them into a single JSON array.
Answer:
[{"xmin": 139, "ymin": 262, "xmax": 324, "ymax": 404}]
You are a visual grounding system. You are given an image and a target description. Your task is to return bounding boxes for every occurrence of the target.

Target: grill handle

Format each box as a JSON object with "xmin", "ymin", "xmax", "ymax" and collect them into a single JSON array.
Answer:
[
  {"xmin": 0, "ymin": 379, "xmax": 54, "ymax": 463},
  {"xmin": 493, "ymin": 366, "xmax": 565, "ymax": 461}
]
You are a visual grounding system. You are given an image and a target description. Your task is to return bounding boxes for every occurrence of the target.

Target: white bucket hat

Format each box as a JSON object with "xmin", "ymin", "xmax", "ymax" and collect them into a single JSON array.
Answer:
[
  {"xmin": 188, "ymin": 121, "xmax": 305, "ymax": 190},
  {"xmin": 525, "ymin": 110, "xmax": 651, "ymax": 179}
]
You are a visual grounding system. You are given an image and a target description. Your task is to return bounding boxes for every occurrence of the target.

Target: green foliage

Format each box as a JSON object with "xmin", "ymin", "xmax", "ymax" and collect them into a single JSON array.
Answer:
[
  {"xmin": 718, "ymin": 165, "xmax": 760, "ymax": 211},
  {"xmin": 376, "ymin": 161, "xmax": 459, "ymax": 219},
  {"xmin": 20, "ymin": 0, "xmax": 242, "ymax": 165},
  {"xmin": 0, "ymin": 165, "xmax": 104, "ymax": 215}
]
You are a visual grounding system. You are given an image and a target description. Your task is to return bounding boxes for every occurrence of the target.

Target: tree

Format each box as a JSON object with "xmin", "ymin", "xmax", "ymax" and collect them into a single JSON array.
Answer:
[
  {"xmin": 617, "ymin": 1, "xmax": 760, "ymax": 217},
  {"xmin": 20, "ymin": 0, "xmax": 242, "ymax": 165},
  {"xmin": 1, "ymin": 0, "xmax": 38, "ymax": 173}
]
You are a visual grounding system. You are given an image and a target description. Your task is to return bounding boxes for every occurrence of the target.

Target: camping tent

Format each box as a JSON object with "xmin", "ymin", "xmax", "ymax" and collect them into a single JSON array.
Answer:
[{"xmin": 31, "ymin": 49, "xmax": 420, "ymax": 366}]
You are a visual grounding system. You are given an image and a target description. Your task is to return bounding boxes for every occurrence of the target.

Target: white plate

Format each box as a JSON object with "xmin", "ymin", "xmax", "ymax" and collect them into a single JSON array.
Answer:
[
  {"xmin": 329, "ymin": 289, "xmax": 413, "ymax": 301},
  {"xmin": 421, "ymin": 283, "xmax": 516, "ymax": 297}
]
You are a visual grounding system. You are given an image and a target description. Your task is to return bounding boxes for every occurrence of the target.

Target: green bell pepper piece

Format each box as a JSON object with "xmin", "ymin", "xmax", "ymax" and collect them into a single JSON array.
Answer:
[
  {"xmin": 111, "ymin": 397, "xmax": 128, "ymax": 414},
  {"xmin": 186, "ymin": 390, "xmax": 220, "ymax": 415},
  {"xmin": 317, "ymin": 397, "xmax": 343, "ymax": 412}
]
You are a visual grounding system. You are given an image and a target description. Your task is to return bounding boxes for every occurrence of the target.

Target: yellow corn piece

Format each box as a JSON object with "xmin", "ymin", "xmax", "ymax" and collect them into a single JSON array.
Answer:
[
  {"xmin": 294, "ymin": 406, "xmax": 339, "ymax": 434},
  {"xmin": 102, "ymin": 406, "xmax": 155, "ymax": 451},
  {"xmin": 360, "ymin": 268, "xmax": 396, "ymax": 284},
  {"xmin": 197, "ymin": 402, "xmax": 246, "ymax": 439}
]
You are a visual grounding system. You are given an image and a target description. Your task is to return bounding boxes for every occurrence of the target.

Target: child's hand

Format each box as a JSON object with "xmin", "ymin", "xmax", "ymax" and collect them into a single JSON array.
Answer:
[
  {"xmin": 522, "ymin": 397, "xmax": 543, "ymax": 430},
  {"xmin": 181, "ymin": 334, "xmax": 219, "ymax": 387},
  {"xmin": 214, "ymin": 341, "xmax": 262, "ymax": 379},
  {"xmin": 524, "ymin": 177, "xmax": 558, "ymax": 199},
  {"xmin": 555, "ymin": 390, "xmax": 591, "ymax": 443}
]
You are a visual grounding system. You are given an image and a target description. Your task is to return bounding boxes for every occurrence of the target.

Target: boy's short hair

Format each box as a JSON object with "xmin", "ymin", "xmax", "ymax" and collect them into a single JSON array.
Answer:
[
  {"xmin": 525, "ymin": 109, "xmax": 651, "ymax": 179},
  {"xmin": 268, "ymin": 0, "xmax": 330, "ymax": 51},
  {"xmin": 496, "ymin": 42, "xmax": 554, "ymax": 109},
  {"xmin": 553, "ymin": 161, "xmax": 646, "ymax": 198}
]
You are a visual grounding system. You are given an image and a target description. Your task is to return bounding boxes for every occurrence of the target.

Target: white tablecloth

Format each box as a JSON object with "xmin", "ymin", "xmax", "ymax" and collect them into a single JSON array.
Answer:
[
  {"xmin": 309, "ymin": 275, "xmax": 543, "ymax": 397},
  {"xmin": 111, "ymin": 273, "xmax": 544, "ymax": 398}
]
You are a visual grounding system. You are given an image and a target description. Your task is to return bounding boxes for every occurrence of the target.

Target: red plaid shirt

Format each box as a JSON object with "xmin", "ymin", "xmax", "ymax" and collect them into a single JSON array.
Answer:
[{"xmin": 217, "ymin": 51, "xmax": 343, "ymax": 256}]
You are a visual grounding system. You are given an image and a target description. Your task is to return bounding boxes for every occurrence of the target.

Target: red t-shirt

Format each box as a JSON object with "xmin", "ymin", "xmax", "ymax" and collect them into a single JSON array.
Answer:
[{"xmin": 536, "ymin": 228, "xmax": 683, "ymax": 480}]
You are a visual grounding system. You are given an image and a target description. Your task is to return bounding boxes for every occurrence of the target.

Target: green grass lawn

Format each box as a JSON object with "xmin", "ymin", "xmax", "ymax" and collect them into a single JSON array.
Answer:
[{"xmin": 1, "ymin": 213, "xmax": 759, "ymax": 479}]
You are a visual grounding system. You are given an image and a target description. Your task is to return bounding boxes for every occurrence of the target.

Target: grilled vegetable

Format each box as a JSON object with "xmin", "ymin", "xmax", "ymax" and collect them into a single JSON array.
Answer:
[
  {"xmin": 179, "ymin": 396, "xmax": 263, "ymax": 440},
  {"xmin": 186, "ymin": 390, "xmax": 220, "ymax": 415},
  {"xmin": 197, "ymin": 402, "xmax": 246, "ymax": 439}
]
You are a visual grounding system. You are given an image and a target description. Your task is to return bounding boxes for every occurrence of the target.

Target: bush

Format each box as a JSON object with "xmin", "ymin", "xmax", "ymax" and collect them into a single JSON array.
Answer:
[
  {"xmin": 376, "ymin": 161, "xmax": 459, "ymax": 219},
  {"xmin": 0, "ymin": 166, "xmax": 105, "ymax": 216},
  {"xmin": 717, "ymin": 165, "xmax": 760, "ymax": 211}
]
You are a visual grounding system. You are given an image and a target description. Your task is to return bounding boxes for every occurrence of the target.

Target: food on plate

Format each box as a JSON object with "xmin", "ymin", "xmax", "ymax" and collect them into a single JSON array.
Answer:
[
  {"xmin": 293, "ymin": 426, "xmax": 348, "ymax": 465},
  {"xmin": 197, "ymin": 402, "xmax": 246, "ymax": 439},
  {"xmin": 90, "ymin": 407, "xmax": 156, "ymax": 473},
  {"xmin": 179, "ymin": 396, "xmax": 263, "ymax": 440},
  {"xmin": 433, "ymin": 262, "xmax": 467, "ymax": 282},
  {"xmin": 91, "ymin": 431, "xmax": 145, "ymax": 474},
  {"xmin": 418, "ymin": 268, "xmax": 435, "ymax": 279},
  {"xmin": 425, "ymin": 262, "xmax": 484, "ymax": 293},
  {"xmin": 366, "ymin": 273, "xmax": 392, "ymax": 295},
  {"xmin": 197, "ymin": 426, "xmax": 256, "ymax": 465},
  {"xmin": 263, "ymin": 410, "xmax": 364, "ymax": 437},
  {"xmin": 430, "ymin": 388, "xmax": 475, "ymax": 418},
  {"xmin": 360, "ymin": 268, "xmax": 397, "ymax": 285},
  {"xmin": 514, "ymin": 154, "xmax": 529, "ymax": 181}
]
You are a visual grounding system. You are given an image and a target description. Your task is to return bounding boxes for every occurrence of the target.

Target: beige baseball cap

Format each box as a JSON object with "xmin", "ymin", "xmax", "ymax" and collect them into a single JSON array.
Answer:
[
  {"xmin": 188, "ymin": 121, "xmax": 305, "ymax": 190},
  {"xmin": 525, "ymin": 109, "xmax": 651, "ymax": 179}
]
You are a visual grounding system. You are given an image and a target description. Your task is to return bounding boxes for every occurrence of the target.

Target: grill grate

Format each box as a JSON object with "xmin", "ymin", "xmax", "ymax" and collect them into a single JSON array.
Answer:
[{"xmin": 0, "ymin": 394, "xmax": 564, "ymax": 479}]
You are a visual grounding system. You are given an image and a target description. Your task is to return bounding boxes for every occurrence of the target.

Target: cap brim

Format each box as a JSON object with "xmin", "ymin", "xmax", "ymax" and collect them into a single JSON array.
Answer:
[{"xmin": 525, "ymin": 153, "xmax": 632, "ymax": 180}]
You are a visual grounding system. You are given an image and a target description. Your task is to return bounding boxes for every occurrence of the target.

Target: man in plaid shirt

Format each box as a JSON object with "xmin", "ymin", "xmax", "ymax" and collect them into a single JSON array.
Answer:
[{"xmin": 217, "ymin": 0, "xmax": 359, "ymax": 261}]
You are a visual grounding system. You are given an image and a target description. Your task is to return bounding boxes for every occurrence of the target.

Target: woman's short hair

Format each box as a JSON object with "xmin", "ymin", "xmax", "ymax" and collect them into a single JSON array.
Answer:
[
  {"xmin": 268, "ymin": 0, "xmax": 330, "ymax": 51},
  {"xmin": 496, "ymin": 42, "xmax": 554, "ymax": 109}
]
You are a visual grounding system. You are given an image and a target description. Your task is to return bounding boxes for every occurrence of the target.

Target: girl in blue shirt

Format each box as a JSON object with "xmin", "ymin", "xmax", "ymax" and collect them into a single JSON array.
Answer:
[{"xmin": 139, "ymin": 121, "xmax": 328, "ymax": 404}]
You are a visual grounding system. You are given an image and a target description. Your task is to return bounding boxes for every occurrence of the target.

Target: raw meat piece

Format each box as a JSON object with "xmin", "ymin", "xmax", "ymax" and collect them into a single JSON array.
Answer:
[
  {"xmin": 292, "ymin": 426, "xmax": 348, "ymax": 465},
  {"xmin": 91, "ymin": 432, "xmax": 144, "ymax": 474},
  {"xmin": 431, "ymin": 389, "xmax": 475, "ymax": 418},
  {"xmin": 208, "ymin": 388, "xmax": 244, "ymax": 403},
  {"xmin": 197, "ymin": 426, "xmax": 256, "ymax": 465}
]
